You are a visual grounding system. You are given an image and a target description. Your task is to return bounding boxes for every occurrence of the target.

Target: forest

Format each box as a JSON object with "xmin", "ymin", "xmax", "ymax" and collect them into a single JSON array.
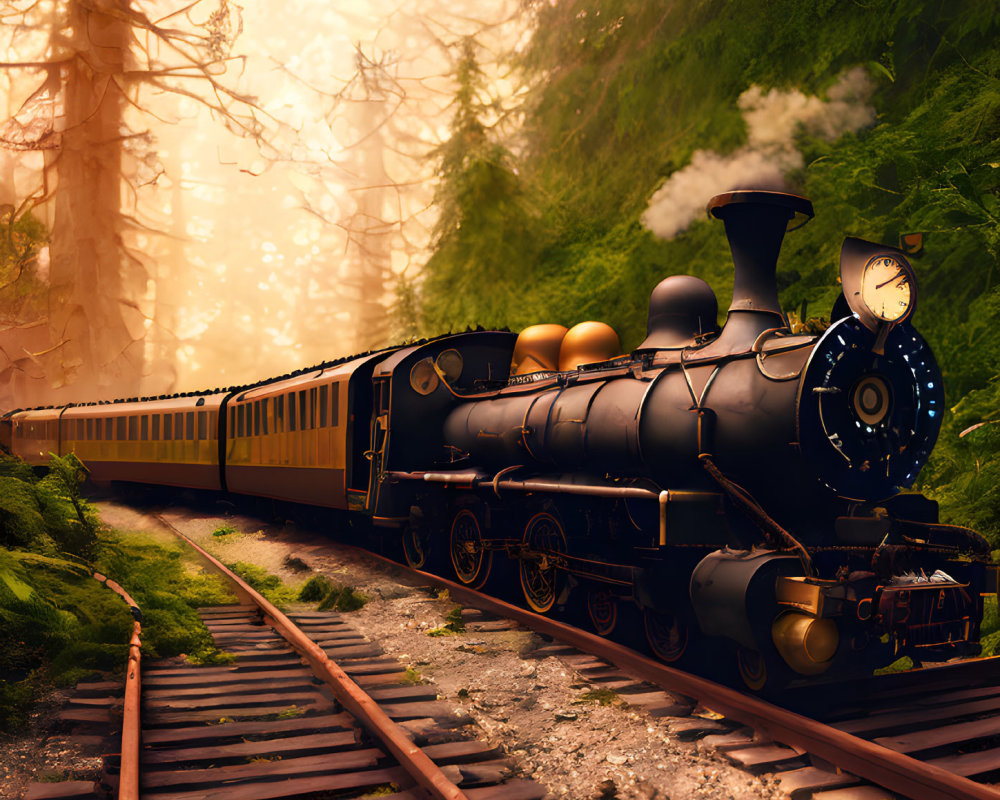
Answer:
[
  {"xmin": 419, "ymin": 0, "xmax": 1000, "ymax": 549},
  {"xmin": 2, "ymin": 0, "xmax": 1000, "ymax": 732}
]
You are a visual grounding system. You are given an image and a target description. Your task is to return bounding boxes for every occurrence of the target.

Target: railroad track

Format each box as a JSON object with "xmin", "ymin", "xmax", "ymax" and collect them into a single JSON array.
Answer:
[
  {"xmin": 787, "ymin": 658, "xmax": 1000, "ymax": 789},
  {"xmin": 135, "ymin": 523, "xmax": 548, "ymax": 800},
  {"xmin": 135, "ymin": 604, "xmax": 539, "ymax": 800},
  {"xmin": 338, "ymin": 544, "xmax": 1000, "ymax": 800},
  {"xmin": 23, "ymin": 504, "xmax": 1000, "ymax": 800},
  {"xmin": 26, "ymin": 521, "xmax": 547, "ymax": 800}
]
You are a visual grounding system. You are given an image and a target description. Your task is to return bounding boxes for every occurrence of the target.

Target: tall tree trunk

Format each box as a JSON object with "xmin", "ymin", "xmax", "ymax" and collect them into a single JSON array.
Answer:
[
  {"xmin": 46, "ymin": 0, "xmax": 143, "ymax": 402},
  {"xmin": 144, "ymin": 179, "xmax": 183, "ymax": 396},
  {"xmin": 347, "ymin": 97, "xmax": 392, "ymax": 353}
]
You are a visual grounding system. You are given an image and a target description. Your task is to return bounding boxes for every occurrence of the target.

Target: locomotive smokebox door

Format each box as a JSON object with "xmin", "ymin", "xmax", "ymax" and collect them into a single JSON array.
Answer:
[{"xmin": 796, "ymin": 316, "xmax": 944, "ymax": 500}]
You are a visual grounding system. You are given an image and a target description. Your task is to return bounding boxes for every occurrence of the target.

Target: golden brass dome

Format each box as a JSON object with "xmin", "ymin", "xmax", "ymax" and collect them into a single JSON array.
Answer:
[
  {"xmin": 511, "ymin": 324, "xmax": 569, "ymax": 376},
  {"xmin": 558, "ymin": 321, "xmax": 621, "ymax": 371}
]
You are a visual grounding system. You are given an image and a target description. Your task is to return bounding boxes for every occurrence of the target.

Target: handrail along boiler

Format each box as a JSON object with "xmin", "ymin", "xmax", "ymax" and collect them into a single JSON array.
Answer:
[{"xmin": 5, "ymin": 190, "xmax": 996, "ymax": 690}]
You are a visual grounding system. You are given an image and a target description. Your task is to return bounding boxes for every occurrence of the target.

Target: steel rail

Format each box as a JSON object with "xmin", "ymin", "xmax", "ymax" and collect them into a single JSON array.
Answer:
[
  {"xmin": 93, "ymin": 572, "xmax": 142, "ymax": 800},
  {"xmin": 356, "ymin": 548, "xmax": 1000, "ymax": 800},
  {"xmin": 158, "ymin": 518, "xmax": 471, "ymax": 800}
]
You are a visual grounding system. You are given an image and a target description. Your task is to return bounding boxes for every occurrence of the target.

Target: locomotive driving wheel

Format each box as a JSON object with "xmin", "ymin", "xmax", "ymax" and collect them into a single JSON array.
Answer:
[
  {"xmin": 519, "ymin": 512, "xmax": 567, "ymax": 613},
  {"xmin": 643, "ymin": 608, "xmax": 689, "ymax": 662},
  {"xmin": 449, "ymin": 507, "xmax": 493, "ymax": 588},
  {"xmin": 586, "ymin": 586, "xmax": 619, "ymax": 636},
  {"xmin": 402, "ymin": 522, "xmax": 432, "ymax": 570}
]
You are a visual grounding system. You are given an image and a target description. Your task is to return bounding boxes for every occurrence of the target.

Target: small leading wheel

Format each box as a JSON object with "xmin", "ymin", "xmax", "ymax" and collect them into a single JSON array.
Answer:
[
  {"xmin": 402, "ymin": 523, "xmax": 432, "ymax": 570},
  {"xmin": 736, "ymin": 646, "xmax": 791, "ymax": 694},
  {"xmin": 449, "ymin": 508, "xmax": 493, "ymax": 588},
  {"xmin": 519, "ymin": 512, "xmax": 567, "ymax": 613},
  {"xmin": 736, "ymin": 647, "xmax": 768, "ymax": 692},
  {"xmin": 643, "ymin": 608, "xmax": 689, "ymax": 663},
  {"xmin": 587, "ymin": 586, "xmax": 618, "ymax": 636}
]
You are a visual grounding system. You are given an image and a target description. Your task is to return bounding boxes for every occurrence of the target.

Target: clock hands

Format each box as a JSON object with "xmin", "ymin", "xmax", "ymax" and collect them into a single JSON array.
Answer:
[{"xmin": 876, "ymin": 274, "xmax": 908, "ymax": 290}]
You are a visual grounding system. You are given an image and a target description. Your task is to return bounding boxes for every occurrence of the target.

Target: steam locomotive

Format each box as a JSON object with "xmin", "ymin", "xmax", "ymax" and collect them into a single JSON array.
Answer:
[{"xmin": 6, "ymin": 190, "xmax": 996, "ymax": 690}]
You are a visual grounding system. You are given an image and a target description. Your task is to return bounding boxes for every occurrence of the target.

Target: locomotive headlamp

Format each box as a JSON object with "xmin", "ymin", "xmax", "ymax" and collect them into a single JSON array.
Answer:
[
  {"xmin": 852, "ymin": 374, "xmax": 892, "ymax": 426},
  {"xmin": 839, "ymin": 237, "xmax": 917, "ymax": 331}
]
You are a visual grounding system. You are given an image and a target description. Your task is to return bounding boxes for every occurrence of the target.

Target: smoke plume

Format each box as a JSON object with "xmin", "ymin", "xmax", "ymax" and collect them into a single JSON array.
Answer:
[{"xmin": 641, "ymin": 67, "xmax": 875, "ymax": 240}]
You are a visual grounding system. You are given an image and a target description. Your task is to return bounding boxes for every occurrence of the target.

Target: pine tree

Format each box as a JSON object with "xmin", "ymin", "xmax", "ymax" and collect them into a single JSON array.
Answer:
[{"xmin": 419, "ymin": 38, "xmax": 535, "ymax": 335}]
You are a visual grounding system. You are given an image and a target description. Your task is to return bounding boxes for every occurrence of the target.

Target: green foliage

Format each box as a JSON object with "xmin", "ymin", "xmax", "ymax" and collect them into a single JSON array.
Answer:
[
  {"xmin": 0, "ymin": 475, "xmax": 48, "ymax": 549},
  {"xmin": 0, "ymin": 547, "xmax": 131, "ymax": 731},
  {"xmin": 401, "ymin": 667, "xmax": 421, "ymax": 684},
  {"xmin": 980, "ymin": 595, "xmax": 1000, "ymax": 656},
  {"xmin": 360, "ymin": 785, "xmax": 399, "ymax": 799},
  {"xmin": 212, "ymin": 524, "xmax": 238, "ymax": 538},
  {"xmin": 316, "ymin": 587, "xmax": 339, "ymax": 611},
  {"xmin": 0, "ymin": 673, "xmax": 37, "ymax": 733},
  {"xmin": 332, "ymin": 586, "xmax": 367, "ymax": 612},
  {"xmin": 228, "ymin": 561, "xmax": 298, "ymax": 606},
  {"xmin": 874, "ymin": 656, "xmax": 915, "ymax": 675},
  {"xmin": 418, "ymin": 37, "xmax": 539, "ymax": 334},
  {"xmin": 300, "ymin": 573, "xmax": 369, "ymax": 613},
  {"xmin": 316, "ymin": 584, "xmax": 368, "ymax": 612},
  {"xmin": 0, "ymin": 453, "xmax": 38, "ymax": 483},
  {"xmin": 428, "ymin": 606, "xmax": 466, "ymax": 636},
  {"xmin": 0, "ymin": 453, "xmax": 97, "ymax": 556},
  {"xmin": 414, "ymin": 0, "xmax": 1000, "ymax": 550},
  {"xmin": 38, "ymin": 454, "xmax": 99, "ymax": 557},
  {"xmin": 0, "ymin": 514, "xmax": 238, "ymax": 732},
  {"xmin": 0, "ymin": 207, "xmax": 48, "ymax": 326},
  {"xmin": 575, "ymin": 688, "xmax": 620, "ymax": 707},
  {"xmin": 93, "ymin": 533, "xmax": 236, "ymax": 660},
  {"xmin": 298, "ymin": 574, "xmax": 333, "ymax": 602}
]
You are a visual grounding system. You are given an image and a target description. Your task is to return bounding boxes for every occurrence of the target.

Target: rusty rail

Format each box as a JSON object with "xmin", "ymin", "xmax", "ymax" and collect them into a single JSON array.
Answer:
[
  {"xmin": 356, "ymin": 548, "xmax": 1000, "ymax": 800},
  {"xmin": 157, "ymin": 517, "xmax": 470, "ymax": 800},
  {"xmin": 93, "ymin": 572, "xmax": 142, "ymax": 800}
]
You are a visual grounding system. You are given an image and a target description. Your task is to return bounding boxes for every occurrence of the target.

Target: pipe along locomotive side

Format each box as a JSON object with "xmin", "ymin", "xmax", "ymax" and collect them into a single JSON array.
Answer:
[{"xmin": 6, "ymin": 190, "xmax": 997, "ymax": 691}]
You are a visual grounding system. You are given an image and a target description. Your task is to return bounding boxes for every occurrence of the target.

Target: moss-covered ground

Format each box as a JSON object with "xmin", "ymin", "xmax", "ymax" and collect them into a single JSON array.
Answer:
[
  {"xmin": 0, "ymin": 453, "xmax": 242, "ymax": 733},
  {"xmin": 0, "ymin": 453, "xmax": 378, "ymax": 735}
]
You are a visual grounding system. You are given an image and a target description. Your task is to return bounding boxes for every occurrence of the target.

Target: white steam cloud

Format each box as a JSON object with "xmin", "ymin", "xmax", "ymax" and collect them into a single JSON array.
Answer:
[{"xmin": 641, "ymin": 67, "xmax": 875, "ymax": 239}]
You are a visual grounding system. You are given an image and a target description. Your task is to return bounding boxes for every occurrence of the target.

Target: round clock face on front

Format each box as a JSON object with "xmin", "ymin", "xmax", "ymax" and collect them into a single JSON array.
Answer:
[{"xmin": 860, "ymin": 255, "xmax": 913, "ymax": 322}]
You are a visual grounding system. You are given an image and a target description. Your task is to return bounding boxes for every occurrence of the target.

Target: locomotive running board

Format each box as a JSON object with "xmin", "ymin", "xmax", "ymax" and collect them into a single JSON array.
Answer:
[{"xmin": 390, "ymin": 469, "xmax": 720, "ymax": 505}]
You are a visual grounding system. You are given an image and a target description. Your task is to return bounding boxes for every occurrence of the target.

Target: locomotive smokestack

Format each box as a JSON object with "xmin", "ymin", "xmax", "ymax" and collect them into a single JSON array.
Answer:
[{"xmin": 703, "ymin": 190, "xmax": 814, "ymax": 354}]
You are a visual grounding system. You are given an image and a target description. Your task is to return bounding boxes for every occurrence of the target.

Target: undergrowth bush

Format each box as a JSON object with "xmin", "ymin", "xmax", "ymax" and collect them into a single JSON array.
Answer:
[
  {"xmin": 317, "ymin": 584, "xmax": 368, "ymax": 612},
  {"xmin": 0, "ymin": 453, "xmax": 97, "ymax": 557},
  {"xmin": 298, "ymin": 574, "xmax": 334, "ymax": 602}
]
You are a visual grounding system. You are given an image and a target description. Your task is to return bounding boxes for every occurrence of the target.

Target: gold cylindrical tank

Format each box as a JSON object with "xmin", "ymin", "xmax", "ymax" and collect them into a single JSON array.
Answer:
[{"xmin": 771, "ymin": 611, "xmax": 839, "ymax": 675}]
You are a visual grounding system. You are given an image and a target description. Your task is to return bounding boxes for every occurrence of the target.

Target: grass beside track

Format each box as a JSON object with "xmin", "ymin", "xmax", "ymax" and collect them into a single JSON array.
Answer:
[{"xmin": 0, "ymin": 453, "xmax": 240, "ymax": 733}]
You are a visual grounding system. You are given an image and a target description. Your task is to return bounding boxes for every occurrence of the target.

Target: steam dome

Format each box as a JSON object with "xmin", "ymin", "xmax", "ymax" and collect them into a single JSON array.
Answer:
[{"xmin": 637, "ymin": 275, "xmax": 719, "ymax": 350}]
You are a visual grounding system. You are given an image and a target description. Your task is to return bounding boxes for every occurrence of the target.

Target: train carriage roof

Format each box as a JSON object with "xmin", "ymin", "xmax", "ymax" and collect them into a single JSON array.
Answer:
[
  {"xmin": 1, "ymin": 328, "xmax": 507, "ymax": 419},
  {"xmin": 234, "ymin": 350, "xmax": 392, "ymax": 403},
  {"xmin": 62, "ymin": 393, "xmax": 228, "ymax": 418}
]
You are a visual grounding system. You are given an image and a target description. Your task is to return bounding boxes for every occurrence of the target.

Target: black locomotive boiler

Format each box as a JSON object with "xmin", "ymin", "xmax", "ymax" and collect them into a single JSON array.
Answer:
[
  {"xmin": 392, "ymin": 190, "xmax": 997, "ymax": 689},
  {"xmin": 6, "ymin": 190, "xmax": 997, "ymax": 690}
]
